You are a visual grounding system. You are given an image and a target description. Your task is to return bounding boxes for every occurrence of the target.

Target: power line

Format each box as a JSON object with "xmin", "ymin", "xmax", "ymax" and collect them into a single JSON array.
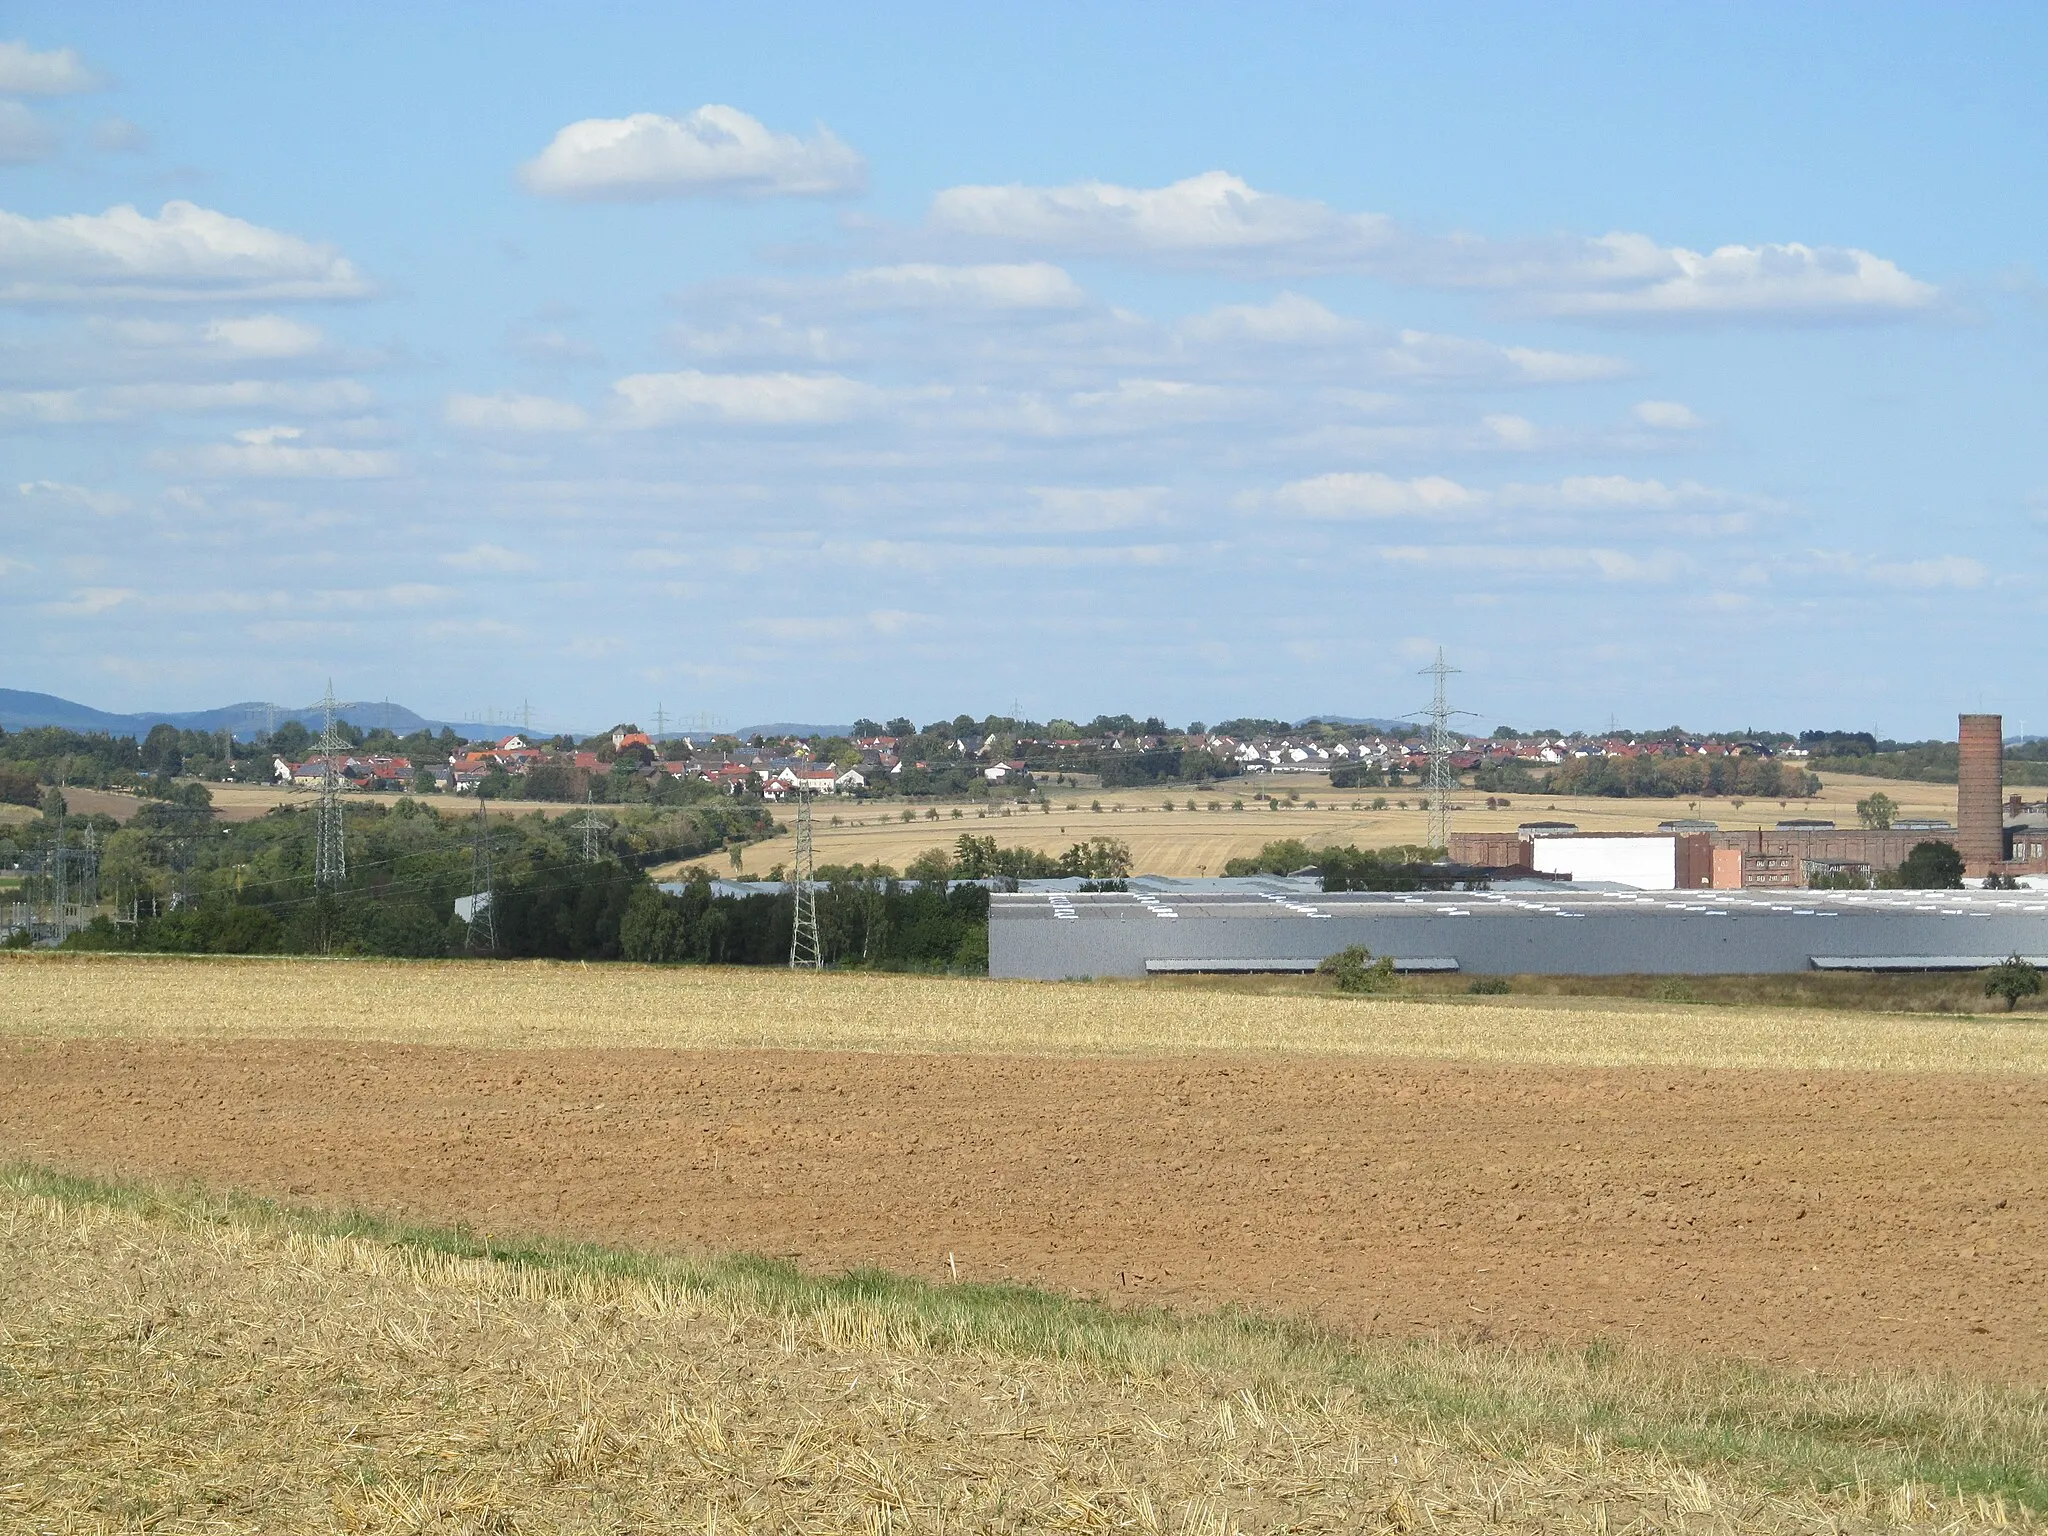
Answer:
[{"xmin": 574, "ymin": 792, "xmax": 609, "ymax": 864}]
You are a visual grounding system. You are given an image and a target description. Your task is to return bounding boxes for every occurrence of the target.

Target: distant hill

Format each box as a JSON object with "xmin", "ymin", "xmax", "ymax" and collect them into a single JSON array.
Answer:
[{"xmin": 0, "ymin": 688, "xmax": 526, "ymax": 740}]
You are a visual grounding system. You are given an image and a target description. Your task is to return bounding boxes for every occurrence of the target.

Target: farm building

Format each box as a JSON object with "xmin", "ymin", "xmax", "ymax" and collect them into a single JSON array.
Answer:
[{"xmin": 987, "ymin": 877, "xmax": 2048, "ymax": 980}]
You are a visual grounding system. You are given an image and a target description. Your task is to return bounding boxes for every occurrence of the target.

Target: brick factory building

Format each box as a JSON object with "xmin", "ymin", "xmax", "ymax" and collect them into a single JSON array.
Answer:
[{"xmin": 1451, "ymin": 712, "xmax": 2042, "ymax": 889}]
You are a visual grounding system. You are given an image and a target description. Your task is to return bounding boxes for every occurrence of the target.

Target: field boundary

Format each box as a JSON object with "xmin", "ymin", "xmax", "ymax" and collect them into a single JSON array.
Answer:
[{"xmin": 7, "ymin": 1158, "xmax": 2044, "ymax": 1512}]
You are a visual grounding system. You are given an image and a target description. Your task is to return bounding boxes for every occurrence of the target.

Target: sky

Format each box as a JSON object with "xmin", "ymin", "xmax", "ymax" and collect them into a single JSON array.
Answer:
[{"xmin": 0, "ymin": 3, "xmax": 2042, "ymax": 739}]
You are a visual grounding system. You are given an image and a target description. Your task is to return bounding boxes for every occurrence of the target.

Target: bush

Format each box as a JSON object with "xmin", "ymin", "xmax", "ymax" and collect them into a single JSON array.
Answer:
[
  {"xmin": 1984, "ymin": 955, "xmax": 2042, "ymax": 1012},
  {"xmin": 1467, "ymin": 976, "xmax": 1511, "ymax": 995},
  {"xmin": 1317, "ymin": 944, "xmax": 1395, "ymax": 994}
]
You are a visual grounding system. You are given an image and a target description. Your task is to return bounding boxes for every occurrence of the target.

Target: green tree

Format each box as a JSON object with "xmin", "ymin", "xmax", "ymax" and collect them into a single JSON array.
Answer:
[
  {"xmin": 1317, "ymin": 944, "xmax": 1395, "ymax": 994},
  {"xmin": 39, "ymin": 786, "xmax": 67, "ymax": 820},
  {"xmin": 1984, "ymin": 955, "xmax": 2042, "ymax": 1012},
  {"xmin": 413, "ymin": 766, "xmax": 440, "ymax": 794},
  {"xmin": 1888, "ymin": 840, "xmax": 1965, "ymax": 889},
  {"xmin": 1856, "ymin": 791, "xmax": 1898, "ymax": 830}
]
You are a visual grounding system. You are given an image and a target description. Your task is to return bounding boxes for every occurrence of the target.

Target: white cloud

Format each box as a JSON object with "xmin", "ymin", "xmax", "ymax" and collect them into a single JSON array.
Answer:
[
  {"xmin": 1178, "ymin": 291, "xmax": 1358, "ymax": 345},
  {"xmin": 445, "ymin": 390, "xmax": 589, "ymax": 433},
  {"xmin": 0, "ymin": 378, "xmax": 372, "ymax": 423},
  {"xmin": 1025, "ymin": 485, "xmax": 1170, "ymax": 530},
  {"xmin": 153, "ymin": 425, "xmax": 399, "ymax": 478},
  {"xmin": 442, "ymin": 542, "xmax": 541, "ymax": 573},
  {"xmin": 203, "ymin": 314, "xmax": 325, "ymax": 358},
  {"xmin": 0, "ymin": 40, "xmax": 100, "ymax": 94},
  {"xmin": 1266, "ymin": 471, "xmax": 1756, "ymax": 522},
  {"xmin": 92, "ymin": 115, "xmax": 147, "ymax": 153},
  {"xmin": 0, "ymin": 102, "xmax": 57, "ymax": 164},
  {"xmin": 832, "ymin": 262, "xmax": 1084, "ymax": 311},
  {"xmin": 1807, "ymin": 550, "xmax": 1987, "ymax": 589},
  {"xmin": 1271, "ymin": 472, "xmax": 1484, "ymax": 520},
  {"xmin": 672, "ymin": 312, "xmax": 846, "ymax": 365},
  {"xmin": 926, "ymin": 170, "xmax": 1935, "ymax": 319},
  {"xmin": 0, "ymin": 201, "xmax": 369, "ymax": 303},
  {"xmin": 521, "ymin": 105, "xmax": 864, "ymax": 200},
  {"xmin": 613, "ymin": 369, "xmax": 882, "ymax": 426},
  {"xmin": 45, "ymin": 586, "xmax": 134, "ymax": 616},
  {"xmin": 1540, "ymin": 239, "xmax": 1935, "ymax": 318},
  {"xmin": 17, "ymin": 479, "xmax": 128, "ymax": 515},
  {"xmin": 1632, "ymin": 400, "xmax": 1705, "ymax": 430},
  {"xmin": 1376, "ymin": 544, "xmax": 1689, "ymax": 582}
]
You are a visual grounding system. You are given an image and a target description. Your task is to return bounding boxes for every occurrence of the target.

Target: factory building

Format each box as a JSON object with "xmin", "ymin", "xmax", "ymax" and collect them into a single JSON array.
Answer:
[
  {"xmin": 988, "ymin": 880, "xmax": 2048, "ymax": 980},
  {"xmin": 1450, "ymin": 713, "xmax": 2037, "ymax": 888}
]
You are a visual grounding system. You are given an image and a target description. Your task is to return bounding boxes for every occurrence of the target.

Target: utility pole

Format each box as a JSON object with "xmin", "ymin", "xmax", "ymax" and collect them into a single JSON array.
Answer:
[
  {"xmin": 1420, "ymin": 649, "xmax": 1461, "ymax": 854},
  {"xmin": 314, "ymin": 680, "xmax": 347, "ymax": 890},
  {"xmin": 654, "ymin": 702, "xmax": 667, "ymax": 746},
  {"xmin": 789, "ymin": 787, "xmax": 821, "ymax": 969},
  {"xmin": 466, "ymin": 795, "xmax": 498, "ymax": 953}
]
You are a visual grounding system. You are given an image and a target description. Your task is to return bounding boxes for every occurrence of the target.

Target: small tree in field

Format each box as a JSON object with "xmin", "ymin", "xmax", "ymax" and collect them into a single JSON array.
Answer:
[
  {"xmin": 1857, "ymin": 791, "xmax": 1898, "ymax": 830},
  {"xmin": 1984, "ymin": 955, "xmax": 2042, "ymax": 1012},
  {"xmin": 1317, "ymin": 944, "xmax": 1396, "ymax": 994}
]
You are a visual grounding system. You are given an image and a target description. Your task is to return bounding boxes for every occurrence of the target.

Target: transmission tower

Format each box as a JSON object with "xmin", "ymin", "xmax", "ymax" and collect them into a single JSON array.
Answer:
[
  {"xmin": 314, "ymin": 680, "xmax": 347, "ymax": 889},
  {"xmin": 575, "ymin": 792, "xmax": 609, "ymax": 864},
  {"xmin": 1417, "ymin": 649, "xmax": 1463, "ymax": 852},
  {"xmin": 466, "ymin": 796, "xmax": 498, "ymax": 952},
  {"xmin": 788, "ymin": 788, "xmax": 821, "ymax": 969}
]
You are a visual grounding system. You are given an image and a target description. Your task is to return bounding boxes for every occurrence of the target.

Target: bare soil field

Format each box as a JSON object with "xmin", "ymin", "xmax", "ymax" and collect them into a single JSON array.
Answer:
[
  {"xmin": 2, "ymin": 958, "xmax": 2042, "ymax": 1383},
  {"xmin": 667, "ymin": 771, "xmax": 1961, "ymax": 879}
]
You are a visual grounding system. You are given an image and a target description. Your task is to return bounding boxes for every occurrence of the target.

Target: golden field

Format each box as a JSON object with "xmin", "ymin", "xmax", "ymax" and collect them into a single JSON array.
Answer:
[
  {"xmin": 4, "ymin": 952, "xmax": 2044, "ymax": 1074},
  {"xmin": 47, "ymin": 770, "xmax": 1956, "ymax": 877},
  {"xmin": 666, "ymin": 771, "xmax": 1961, "ymax": 880},
  {"xmin": 3, "ymin": 1169, "xmax": 2041, "ymax": 1534}
]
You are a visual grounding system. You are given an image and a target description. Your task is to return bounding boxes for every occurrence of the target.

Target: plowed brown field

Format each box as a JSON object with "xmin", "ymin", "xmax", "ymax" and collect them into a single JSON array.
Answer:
[{"xmin": 4, "ymin": 1035, "xmax": 2042, "ymax": 1381}]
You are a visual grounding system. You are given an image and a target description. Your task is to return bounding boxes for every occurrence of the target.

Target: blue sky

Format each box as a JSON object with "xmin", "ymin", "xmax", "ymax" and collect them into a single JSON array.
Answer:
[{"xmin": 1, "ymin": 3, "xmax": 2041, "ymax": 737}]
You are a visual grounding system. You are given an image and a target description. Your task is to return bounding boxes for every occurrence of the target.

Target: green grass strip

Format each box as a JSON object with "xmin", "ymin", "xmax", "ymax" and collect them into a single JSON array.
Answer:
[{"xmin": 6, "ymin": 1158, "xmax": 2044, "ymax": 1511}]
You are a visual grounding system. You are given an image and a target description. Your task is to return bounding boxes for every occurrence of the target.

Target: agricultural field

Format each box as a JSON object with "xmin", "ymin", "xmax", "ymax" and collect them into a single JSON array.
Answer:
[
  {"xmin": 5, "ymin": 1166, "xmax": 2042, "ymax": 1534},
  {"xmin": 661, "ymin": 770, "xmax": 1961, "ymax": 879},
  {"xmin": 4, "ymin": 954, "xmax": 2043, "ymax": 1529}
]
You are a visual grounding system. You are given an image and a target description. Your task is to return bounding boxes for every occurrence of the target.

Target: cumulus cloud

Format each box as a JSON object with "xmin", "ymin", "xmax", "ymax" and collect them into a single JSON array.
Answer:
[
  {"xmin": 1026, "ymin": 485, "xmax": 1170, "ymax": 530},
  {"xmin": 153, "ymin": 425, "xmax": 399, "ymax": 478},
  {"xmin": 45, "ymin": 585, "xmax": 134, "ymax": 616},
  {"xmin": 521, "ymin": 105, "xmax": 864, "ymax": 200},
  {"xmin": 1632, "ymin": 399, "xmax": 1705, "ymax": 429},
  {"xmin": 1271, "ymin": 472, "xmax": 1485, "ymax": 519},
  {"xmin": 445, "ymin": 390, "xmax": 589, "ymax": 433},
  {"xmin": 612, "ymin": 369, "xmax": 882, "ymax": 426},
  {"xmin": 0, "ymin": 101, "xmax": 58, "ymax": 164},
  {"xmin": 1376, "ymin": 544, "xmax": 1689, "ymax": 582},
  {"xmin": 0, "ymin": 40, "xmax": 100, "ymax": 94},
  {"xmin": 202, "ymin": 314, "xmax": 325, "ymax": 358},
  {"xmin": 830, "ymin": 262, "xmax": 1085, "ymax": 311},
  {"xmin": 0, "ymin": 201, "xmax": 370, "ymax": 303},
  {"xmin": 927, "ymin": 170, "xmax": 1935, "ymax": 319}
]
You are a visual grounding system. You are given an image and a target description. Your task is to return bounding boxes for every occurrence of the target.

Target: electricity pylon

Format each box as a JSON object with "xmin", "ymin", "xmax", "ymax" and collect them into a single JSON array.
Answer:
[
  {"xmin": 314, "ymin": 680, "xmax": 347, "ymax": 889},
  {"xmin": 1419, "ymin": 649, "xmax": 1461, "ymax": 853},
  {"xmin": 788, "ymin": 788, "xmax": 821, "ymax": 969},
  {"xmin": 466, "ymin": 795, "xmax": 497, "ymax": 952},
  {"xmin": 574, "ymin": 792, "xmax": 609, "ymax": 864}
]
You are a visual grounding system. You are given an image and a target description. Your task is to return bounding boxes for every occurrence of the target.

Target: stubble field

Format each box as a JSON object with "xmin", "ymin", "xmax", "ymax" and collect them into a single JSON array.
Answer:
[
  {"xmin": 664, "ymin": 771, "xmax": 1961, "ymax": 878},
  {"xmin": 4, "ymin": 952, "xmax": 2044, "ymax": 1530}
]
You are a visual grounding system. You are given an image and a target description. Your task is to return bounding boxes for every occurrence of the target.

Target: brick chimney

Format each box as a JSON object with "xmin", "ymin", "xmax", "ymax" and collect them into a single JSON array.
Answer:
[{"xmin": 1957, "ymin": 713, "xmax": 2004, "ymax": 876}]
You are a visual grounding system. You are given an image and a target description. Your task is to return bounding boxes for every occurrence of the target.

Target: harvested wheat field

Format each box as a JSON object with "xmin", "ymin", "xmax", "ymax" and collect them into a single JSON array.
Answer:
[
  {"xmin": 4, "ymin": 954, "xmax": 2046, "ymax": 1384},
  {"xmin": 8, "ymin": 1170, "xmax": 2044, "ymax": 1533},
  {"xmin": 665, "ymin": 771, "xmax": 1961, "ymax": 879}
]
